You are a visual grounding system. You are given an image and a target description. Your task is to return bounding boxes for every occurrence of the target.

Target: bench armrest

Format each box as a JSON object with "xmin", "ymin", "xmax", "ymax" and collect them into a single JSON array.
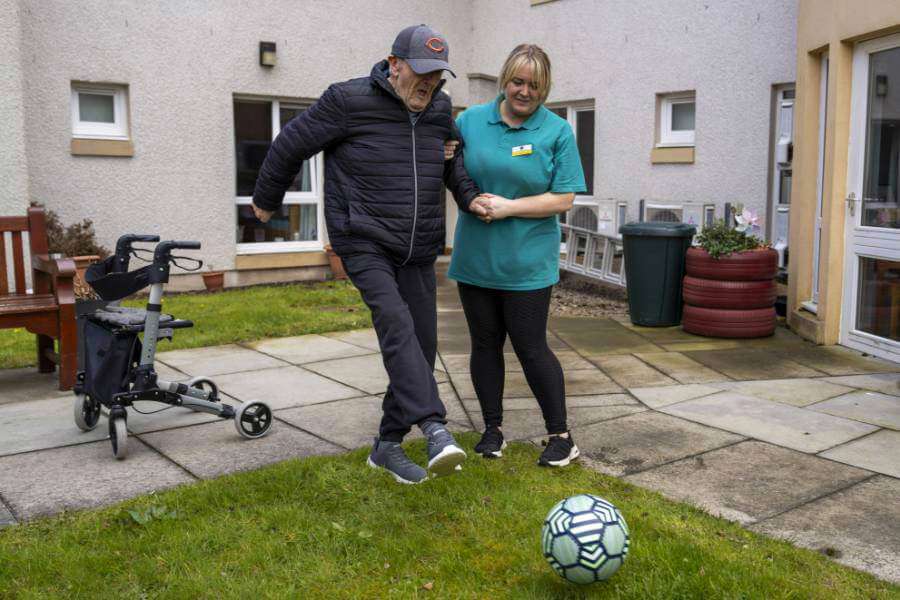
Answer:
[{"xmin": 32, "ymin": 254, "xmax": 77, "ymax": 277}]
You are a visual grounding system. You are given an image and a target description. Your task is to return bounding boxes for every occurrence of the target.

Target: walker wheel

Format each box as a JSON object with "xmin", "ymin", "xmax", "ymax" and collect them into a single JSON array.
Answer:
[
  {"xmin": 234, "ymin": 401, "xmax": 273, "ymax": 439},
  {"xmin": 74, "ymin": 393, "xmax": 101, "ymax": 431},
  {"xmin": 109, "ymin": 416, "xmax": 128, "ymax": 459},
  {"xmin": 188, "ymin": 376, "xmax": 219, "ymax": 401}
]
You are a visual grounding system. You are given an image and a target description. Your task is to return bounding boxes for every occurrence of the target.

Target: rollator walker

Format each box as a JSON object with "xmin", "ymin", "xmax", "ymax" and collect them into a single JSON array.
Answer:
[{"xmin": 73, "ymin": 234, "xmax": 273, "ymax": 459}]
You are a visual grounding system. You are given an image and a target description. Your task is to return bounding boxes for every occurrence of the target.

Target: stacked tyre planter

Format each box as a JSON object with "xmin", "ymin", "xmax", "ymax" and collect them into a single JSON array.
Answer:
[{"xmin": 682, "ymin": 247, "xmax": 779, "ymax": 338}]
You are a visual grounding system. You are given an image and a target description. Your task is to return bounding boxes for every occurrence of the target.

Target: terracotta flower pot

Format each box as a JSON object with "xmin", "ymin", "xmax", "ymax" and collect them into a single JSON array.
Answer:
[
  {"xmin": 202, "ymin": 271, "xmax": 225, "ymax": 292},
  {"xmin": 324, "ymin": 245, "xmax": 347, "ymax": 280}
]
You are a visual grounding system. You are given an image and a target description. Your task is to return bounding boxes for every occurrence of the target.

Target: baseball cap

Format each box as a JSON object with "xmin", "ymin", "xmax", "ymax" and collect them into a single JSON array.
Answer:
[{"xmin": 391, "ymin": 24, "xmax": 456, "ymax": 78}]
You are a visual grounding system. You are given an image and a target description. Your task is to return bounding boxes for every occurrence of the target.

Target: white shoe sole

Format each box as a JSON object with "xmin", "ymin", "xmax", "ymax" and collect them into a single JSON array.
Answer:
[
  {"xmin": 542, "ymin": 445, "xmax": 580, "ymax": 467},
  {"xmin": 478, "ymin": 440, "xmax": 508, "ymax": 458},
  {"xmin": 366, "ymin": 456, "xmax": 423, "ymax": 485},
  {"xmin": 427, "ymin": 444, "xmax": 466, "ymax": 476}
]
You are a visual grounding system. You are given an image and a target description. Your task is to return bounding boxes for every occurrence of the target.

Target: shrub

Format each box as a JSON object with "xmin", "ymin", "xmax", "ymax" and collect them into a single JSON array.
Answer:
[
  {"xmin": 695, "ymin": 219, "xmax": 766, "ymax": 259},
  {"xmin": 30, "ymin": 201, "xmax": 110, "ymax": 258}
]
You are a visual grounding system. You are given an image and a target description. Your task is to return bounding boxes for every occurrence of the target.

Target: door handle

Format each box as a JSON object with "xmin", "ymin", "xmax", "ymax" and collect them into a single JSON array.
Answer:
[{"xmin": 846, "ymin": 192, "xmax": 857, "ymax": 216}]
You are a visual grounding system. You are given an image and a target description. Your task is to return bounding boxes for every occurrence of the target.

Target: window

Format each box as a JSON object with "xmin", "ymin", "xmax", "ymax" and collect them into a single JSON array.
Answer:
[
  {"xmin": 704, "ymin": 204, "xmax": 716, "ymax": 228},
  {"xmin": 71, "ymin": 83, "xmax": 129, "ymax": 140},
  {"xmin": 548, "ymin": 104, "xmax": 595, "ymax": 197},
  {"xmin": 234, "ymin": 98, "xmax": 323, "ymax": 253},
  {"xmin": 658, "ymin": 92, "xmax": 695, "ymax": 147}
]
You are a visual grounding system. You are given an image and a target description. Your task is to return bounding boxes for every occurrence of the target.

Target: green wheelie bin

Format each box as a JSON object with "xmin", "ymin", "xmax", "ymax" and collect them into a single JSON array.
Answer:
[{"xmin": 618, "ymin": 222, "xmax": 696, "ymax": 327}]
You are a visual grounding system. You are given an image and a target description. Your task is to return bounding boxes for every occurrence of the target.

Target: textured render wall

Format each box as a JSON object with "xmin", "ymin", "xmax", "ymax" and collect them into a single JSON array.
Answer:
[
  {"xmin": 0, "ymin": 0, "xmax": 29, "ymax": 214},
  {"xmin": 467, "ymin": 0, "xmax": 798, "ymax": 221},
  {"xmin": 18, "ymin": 0, "xmax": 473, "ymax": 271}
]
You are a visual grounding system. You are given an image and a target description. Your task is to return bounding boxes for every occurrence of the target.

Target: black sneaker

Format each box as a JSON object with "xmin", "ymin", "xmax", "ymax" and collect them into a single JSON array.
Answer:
[
  {"xmin": 474, "ymin": 426, "xmax": 507, "ymax": 458},
  {"xmin": 538, "ymin": 433, "xmax": 580, "ymax": 467}
]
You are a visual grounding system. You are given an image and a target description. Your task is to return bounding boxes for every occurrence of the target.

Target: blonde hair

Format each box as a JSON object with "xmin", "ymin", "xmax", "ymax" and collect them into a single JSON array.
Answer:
[{"xmin": 498, "ymin": 44, "xmax": 552, "ymax": 105}]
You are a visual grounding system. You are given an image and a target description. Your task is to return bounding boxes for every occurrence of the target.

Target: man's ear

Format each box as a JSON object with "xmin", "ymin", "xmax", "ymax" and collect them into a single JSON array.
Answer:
[{"xmin": 387, "ymin": 55, "xmax": 399, "ymax": 76}]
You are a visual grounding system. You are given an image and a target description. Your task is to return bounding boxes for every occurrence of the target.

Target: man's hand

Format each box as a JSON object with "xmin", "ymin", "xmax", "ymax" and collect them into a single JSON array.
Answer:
[
  {"xmin": 443, "ymin": 140, "xmax": 459, "ymax": 161},
  {"xmin": 252, "ymin": 203, "xmax": 274, "ymax": 223}
]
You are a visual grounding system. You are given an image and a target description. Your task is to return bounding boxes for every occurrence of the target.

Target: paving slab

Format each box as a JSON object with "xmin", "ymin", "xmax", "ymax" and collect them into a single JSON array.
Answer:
[
  {"xmin": 551, "ymin": 318, "xmax": 664, "ymax": 356},
  {"xmin": 438, "ymin": 350, "xmax": 594, "ymax": 374},
  {"xmin": 710, "ymin": 378, "xmax": 855, "ymax": 407},
  {"xmin": 659, "ymin": 340, "xmax": 744, "ymax": 352},
  {"xmin": 462, "ymin": 394, "xmax": 638, "ymax": 413},
  {"xmin": 139, "ymin": 419, "xmax": 343, "ymax": 480},
  {"xmin": 819, "ymin": 430, "xmax": 900, "ymax": 478},
  {"xmin": 750, "ymin": 476, "xmax": 900, "ymax": 584},
  {"xmin": 777, "ymin": 345, "xmax": 900, "ymax": 376},
  {"xmin": 591, "ymin": 355, "xmax": 676, "ymax": 388},
  {"xmin": 0, "ymin": 396, "xmax": 108, "ymax": 456},
  {"xmin": 438, "ymin": 382, "xmax": 472, "ymax": 428},
  {"xmin": 614, "ymin": 322, "xmax": 709, "ymax": 344},
  {"xmin": 660, "ymin": 391, "xmax": 879, "ymax": 453},
  {"xmin": 683, "ymin": 348, "xmax": 824, "ymax": 380},
  {"xmin": 573, "ymin": 411, "xmax": 744, "ymax": 476},
  {"xmin": 0, "ymin": 438, "xmax": 193, "ymax": 520},
  {"xmin": 808, "ymin": 391, "xmax": 900, "ymax": 430},
  {"xmin": 213, "ymin": 365, "xmax": 360, "ymax": 410},
  {"xmin": 449, "ymin": 368, "xmax": 621, "ymax": 400},
  {"xmin": 633, "ymin": 352, "xmax": 731, "ymax": 384},
  {"xmin": 0, "ymin": 498, "xmax": 16, "ymax": 527},
  {"xmin": 125, "ymin": 401, "xmax": 232, "ymax": 435},
  {"xmin": 469, "ymin": 405, "xmax": 646, "ymax": 441},
  {"xmin": 302, "ymin": 353, "xmax": 448, "ymax": 395},
  {"xmin": 628, "ymin": 384, "xmax": 722, "ymax": 408},
  {"xmin": 275, "ymin": 396, "xmax": 470, "ymax": 450},
  {"xmin": 247, "ymin": 334, "xmax": 374, "ymax": 364},
  {"xmin": 157, "ymin": 344, "xmax": 286, "ymax": 376},
  {"xmin": 823, "ymin": 373, "xmax": 900, "ymax": 396},
  {"xmin": 322, "ymin": 328, "xmax": 381, "ymax": 351},
  {"xmin": 0, "ymin": 368, "xmax": 70, "ymax": 406},
  {"xmin": 624, "ymin": 441, "xmax": 872, "ymax": 525}
]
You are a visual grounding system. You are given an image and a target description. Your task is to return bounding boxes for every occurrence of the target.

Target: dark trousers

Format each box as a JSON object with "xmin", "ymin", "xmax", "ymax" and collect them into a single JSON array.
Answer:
[
  {"xmin": 342, "ymin": 253, "xmax": 446, "ymax": 442},
  {"xmin": 457, "ymin": 282, "xmax": 567, "ymax": 435}
]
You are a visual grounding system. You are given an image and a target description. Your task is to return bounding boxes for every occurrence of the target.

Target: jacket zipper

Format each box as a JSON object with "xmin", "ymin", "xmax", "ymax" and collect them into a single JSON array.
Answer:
[{"xmin": 402, "ymin": 117, "xmax": 418, "ymax": 265}]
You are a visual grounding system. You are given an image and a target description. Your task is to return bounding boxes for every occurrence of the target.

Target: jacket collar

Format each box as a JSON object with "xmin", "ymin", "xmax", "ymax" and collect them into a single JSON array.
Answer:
[
  {"xmin": 370, "ymin": 59, "xmax": 446, "ymax": 113},
  {"xmin": 488, "ymin": 93, "xmax": 547, "ymax": 130}
]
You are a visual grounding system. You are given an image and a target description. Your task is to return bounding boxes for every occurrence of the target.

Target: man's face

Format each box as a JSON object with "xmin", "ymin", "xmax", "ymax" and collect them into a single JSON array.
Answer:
[{"xmin": 388, "ymin": 56, "xmax": 441, "ymax": 112}]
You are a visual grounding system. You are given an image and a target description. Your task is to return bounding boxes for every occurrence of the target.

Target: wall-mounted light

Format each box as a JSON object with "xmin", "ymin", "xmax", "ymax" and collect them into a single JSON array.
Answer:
[
  {"xmin": 876, "ymin": 74, "xmax": 888, "ymax": 97},
  {"xmin": 259, "ymin": 42, "xmax": 277, "ymax": 68}
]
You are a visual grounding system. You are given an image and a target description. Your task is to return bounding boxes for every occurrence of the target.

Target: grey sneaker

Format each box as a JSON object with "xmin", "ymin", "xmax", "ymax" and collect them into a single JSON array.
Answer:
[
  {"xmin": 367, "ymin": 438, "xmax": 427, "ymax": 484},
  {"xmin": 421, "ymin": 423, "xmax": 466, "ymax": 476}
]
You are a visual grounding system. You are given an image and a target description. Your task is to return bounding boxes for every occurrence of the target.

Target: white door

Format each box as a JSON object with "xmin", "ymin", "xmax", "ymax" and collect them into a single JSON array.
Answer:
[{"xmin": 842, "ymin": 33, "xmax": 900, "ymax": 361}]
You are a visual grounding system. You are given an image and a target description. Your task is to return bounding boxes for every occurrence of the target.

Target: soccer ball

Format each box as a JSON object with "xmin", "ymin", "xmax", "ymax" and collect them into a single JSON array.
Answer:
[{"xmin": 541, "ymin": 494, "xmax": 630, "ymax": 584}]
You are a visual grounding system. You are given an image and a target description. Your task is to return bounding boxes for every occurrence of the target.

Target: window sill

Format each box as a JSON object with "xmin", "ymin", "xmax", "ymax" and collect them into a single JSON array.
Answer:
[
  {"xmin": 651, "ymin": 146, "xmax": 694, "ymax": 164},
  {"xmin": 234, "ymin": 250, "xmax": 328, "ymax": 271},
  {"xmin": 71, "ymin": 138, "xmax": 134, "ymax": 157}
]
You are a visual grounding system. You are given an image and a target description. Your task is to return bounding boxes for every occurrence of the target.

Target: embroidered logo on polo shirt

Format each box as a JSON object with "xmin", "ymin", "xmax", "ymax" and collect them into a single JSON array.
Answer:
[{"xmin": 511, "ymin": 144, "xmax": 533, "ymax": 156}]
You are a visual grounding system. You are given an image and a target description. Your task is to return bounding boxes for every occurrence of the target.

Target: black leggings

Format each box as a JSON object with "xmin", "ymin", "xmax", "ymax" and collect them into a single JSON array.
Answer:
[{"xmin": 457, "ymin": 282, "xmax": 567, "ymax": 434}]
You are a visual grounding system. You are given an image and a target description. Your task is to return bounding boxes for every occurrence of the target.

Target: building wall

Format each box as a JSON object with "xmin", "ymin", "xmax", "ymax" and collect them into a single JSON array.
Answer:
[
  {"xmin": 17, "ymin": 0, "xmax": 473, "ymax": 276},
  {"xmin": 0, "ymin": 0, "xmax": 29, "ymax": 214},
  {"xmin": 466, "ymin": 0, "xmax": 797, "ymax": 220},
  {"xmin": 788, "ymin": 0, "xmax": 900, "ymax": 344}
]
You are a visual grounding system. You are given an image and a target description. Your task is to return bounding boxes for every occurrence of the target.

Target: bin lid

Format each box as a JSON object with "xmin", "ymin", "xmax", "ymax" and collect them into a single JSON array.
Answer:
[{"xmin": 619, "ymin": 221, "xmax": 697, "ymax": 237}]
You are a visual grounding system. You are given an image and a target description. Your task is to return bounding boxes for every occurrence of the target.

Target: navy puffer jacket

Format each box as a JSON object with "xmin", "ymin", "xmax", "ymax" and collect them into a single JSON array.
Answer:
[{"xmin": 253, "ymin": 60, "xmax": 480, "ymax": 265}]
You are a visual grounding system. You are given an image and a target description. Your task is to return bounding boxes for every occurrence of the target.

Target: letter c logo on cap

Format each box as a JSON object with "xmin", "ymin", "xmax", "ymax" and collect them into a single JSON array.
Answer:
[{"xmin": 425, "ymin": 37, "xmax": 445, "ymax": 53}]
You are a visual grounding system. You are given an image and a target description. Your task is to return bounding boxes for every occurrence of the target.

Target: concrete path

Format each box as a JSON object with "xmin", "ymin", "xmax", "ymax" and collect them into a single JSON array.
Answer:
[{"xmin": 1, "ymin": 263, "xmax": 898, "ymax": 583}]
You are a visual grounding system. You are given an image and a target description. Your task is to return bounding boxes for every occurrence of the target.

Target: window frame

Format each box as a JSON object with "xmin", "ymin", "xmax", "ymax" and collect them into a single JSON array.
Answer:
[
  {"xmin": 658, "ymin": 93, "xmax": 696, "ymax": 148},
  {"xmin": 71, "ymin": 83, "xmax": 129, "ymax": 140},
  {"xmin": 546, "ymin": 101, "xmax": 596, "ymax": 203},
  {"xmin": 234, "ymin": 96, "xmax": 325, "ymax": 255}
]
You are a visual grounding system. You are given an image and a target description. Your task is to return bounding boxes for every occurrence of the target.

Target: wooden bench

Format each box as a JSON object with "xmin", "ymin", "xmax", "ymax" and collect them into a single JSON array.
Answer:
[{"xmin": 0, "ymin": 207, "xmax": 77, "ymax": 390}]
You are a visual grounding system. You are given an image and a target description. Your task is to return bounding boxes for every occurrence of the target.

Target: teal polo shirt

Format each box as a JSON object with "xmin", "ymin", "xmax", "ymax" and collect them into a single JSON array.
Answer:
[{"xmin": 448, "ymin": 96, "xmax": 587, "ymax": 291}]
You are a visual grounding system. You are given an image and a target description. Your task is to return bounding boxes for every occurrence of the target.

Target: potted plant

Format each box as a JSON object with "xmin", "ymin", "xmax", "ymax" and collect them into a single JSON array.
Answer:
[
  {"xmin": 324, "ymin": 244, "xmax": 347, "ymax": 280},
  {"xmin": 682, "ymin": 208, "xmax": 778, "ymax": 338},
  {"xmin": 202, "ymin": 264, "xmax": 225, "ymax": 292}
]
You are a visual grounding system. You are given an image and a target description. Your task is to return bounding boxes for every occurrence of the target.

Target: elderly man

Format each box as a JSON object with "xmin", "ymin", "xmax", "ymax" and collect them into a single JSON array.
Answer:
[{"xmin": 252, "ymin": 25, "xmax": 484, "ymax": 484}]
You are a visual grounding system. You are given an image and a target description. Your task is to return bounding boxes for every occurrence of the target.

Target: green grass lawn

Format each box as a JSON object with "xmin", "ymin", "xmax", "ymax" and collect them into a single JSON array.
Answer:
[
  {"xmin": 0, "ymin": 281, "xmax": 370, "ymax": 369},
  {"xmin": 0, "ymin": 434, "xmax": 895, "ymax": 599}
]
